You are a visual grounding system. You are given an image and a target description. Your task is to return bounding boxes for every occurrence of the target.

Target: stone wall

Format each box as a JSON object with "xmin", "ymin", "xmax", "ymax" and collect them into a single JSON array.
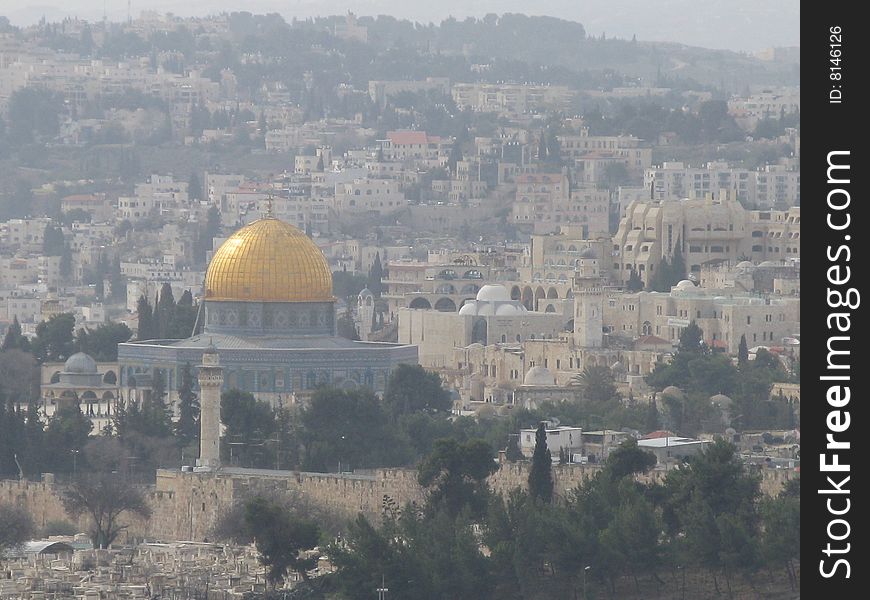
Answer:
[
  {"xmin": 3, "ymin": 463, "xmax": 795, "ymax": 544},
  {"xmin": 148, "ymin": 468, "xmax": 425, "ymax": 542},
  {"xmin": 0, "ymin": 477, "xmax": 149, "ymax": 544}
]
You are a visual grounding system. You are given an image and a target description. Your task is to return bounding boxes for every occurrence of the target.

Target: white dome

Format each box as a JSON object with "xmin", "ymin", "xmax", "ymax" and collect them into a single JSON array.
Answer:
[
  {"xmin": 736, "ymin": 261, "xmax": 754, "ymax": 269},
  {"xmin": 476, "ymin": 284, "xmax": 511, "ymax": 302},
  {"xmin": 758, "ymin": 260, "xmax": 779, "ymax": 268},
  {"xmin": 458, "ymin": 303, "xmax": 477, "ymax": 315},
  {"xmin": 65, "ymin": 352, "xmax": 98, "ymax": 374},
  {"xmin": 675, "ymin": 280, "xmax": 695, "ymax": 291},
  {"xmin": 524, "ymin": 366, "xmax": 556, "ymax": 386},
  {"xmin": 495, "ymin": 303, "xmax": 525, "ymax": 316}
]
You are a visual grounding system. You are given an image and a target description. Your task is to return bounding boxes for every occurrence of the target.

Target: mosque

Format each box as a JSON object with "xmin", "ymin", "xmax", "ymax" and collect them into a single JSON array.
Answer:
[{"xmin": 117, "ymin": 215, "xmax": 418, "ymax": 406}]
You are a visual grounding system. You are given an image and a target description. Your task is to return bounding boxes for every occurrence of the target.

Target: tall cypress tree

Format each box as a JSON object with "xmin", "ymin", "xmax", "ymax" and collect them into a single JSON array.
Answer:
[
  {"xmin": 157, "ymin": 284, "xmax": 176, "ymax": 338},
  {"xmin": 175, "ymin": 363, "xmax": 199, "ymax": 447},
  {"xmin": 368, "ymin": 253, "xmax": 384, "ymax": 297},
  {"xmin": 2, "ymin": 316, "xmax": 29, "ymax": 352},
  {"xmin": 143, "ymin": 368, "xmax": 172, "ymax": 438},
  {"xmin": 738, "ymin": 334, "xmax": 749, "ymax": 367},
  {"xmin": 528, "ymin": 422, "xmax": 554, "ymax": 503},
  {"xmin": 136, "ymin": 295, "xmax": 154, "ymax": 341},
  {"xmin": 670, "ymin": 241, "xmax": 686, "ymax": 282}
]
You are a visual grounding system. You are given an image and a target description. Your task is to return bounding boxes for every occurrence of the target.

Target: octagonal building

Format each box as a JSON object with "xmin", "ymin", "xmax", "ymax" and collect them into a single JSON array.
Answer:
[{"xmin": 118, "ymin": 215, "xmax": 418, "ymax": 407}]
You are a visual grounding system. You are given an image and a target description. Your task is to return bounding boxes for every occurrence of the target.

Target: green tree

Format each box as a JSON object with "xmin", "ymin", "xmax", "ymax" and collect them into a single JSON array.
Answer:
[
  {"xmin": 527, "ymin": 423, "xmax": 554, "ymax": 503},
  {"xmin": 44, "ymin": 405, "xmax": 93, "ymax": 472},
  {"xmin": 221, "ymin": 389, "xmax": 276, "ymax": 467},
  {"xmin": 243, "ymin": 496, "xmax": 321, "ymax": 586},
  {"xmin": 156, "ymin": 283, "xmax": 176, "ymax": 338},
  {"xmin": 141, "ymin": 368, "xmax": 173, "ymax": 438},
  {"xmin": 383, "ymin": 363, "xmax": 451, "ymax": 417},
  {"xmin": 0, "ymin": 502, "xmax": 36, "ymax": 556},
  {"xmin": 136, "ymin": 295, "xmax": 155, "ymax": 340},
  {"xmin": 670, "ymin": 244, "xmax": 686, "ymax": 282},
  {"xmin": 367, "ymin": 252, "xmax": 384, "ymax": 296},
  {"xmin": 196, "ymin": 205, "xmax": 221, "ymax": 265},
  {"xmin": 0, "ymin": 350, "xmax": 39, "ymax": 407},
  {"xmin": 59, "ymin": 243, "xmax": 73, "ymax": 279},
  {"xmin": 74, "ymin": 322, "xmax": 132, "ymax": 361},
  {"xmin": 604, "ymin": 438, "xmax": 656, "ymax": 480},
  {"xmin": 168, "ymin": 289, "xmax": 198, "ymax": 338},
  {"xmin": 2, "ymin": 316, "xmax": 30, "ymax": 352},
  {"xmin": 760, "ymin": 484, "xmax": 800, "ymax": 588},
  {"xmin": 6, "ymin": 87, "xmax": 63, "ymax": 145},
  {"xmin": 188, "ymin": 170, "xmax": 203, "ymax": 201},
  {"xmin": 737, "ymin": 334, "xmax": 749, "ymax": 366},
  {"xmin": 301, "ymin": 387, "xmax": 409, "ymax": 472},
  {"xmin": 175, "ymin": 363, "xmax": 199, "ymax": 448},
  {"xmin": 599, "ymin": 491, "xmax": 662, "ymax": 593},
  {"xmin": 626, "ymin": 268, "xmax": 643, "ymax": 292},
  {"xmin": 336, "ymin": 308, "xmax": 360, "ymax": 340},
  {"xmin": 32, "ymin": 313, "xmax": 76, "ymax": 362},
  {"xmin": 569, "ymin": 365, "xmax": 619, "ymax": 403},
  {"xmin": 42, "ymin": 223, "xmax": 66, "ymax": 256},
  {"xmin": 332, "ymin": 270, "xmax": 368, "ymax": 301},
  {"xmin": 418, "ymin": 438, "xmax": 497, "ymax": 518}
]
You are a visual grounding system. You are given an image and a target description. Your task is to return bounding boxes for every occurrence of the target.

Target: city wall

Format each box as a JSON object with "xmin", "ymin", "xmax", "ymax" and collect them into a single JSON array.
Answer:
[{"xmin": 2, "ymin": 464, "xmax": 795, "ymax": 544}]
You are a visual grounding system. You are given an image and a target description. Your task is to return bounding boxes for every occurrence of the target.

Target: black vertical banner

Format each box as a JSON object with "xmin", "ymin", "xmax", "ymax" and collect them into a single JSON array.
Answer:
[{"xmin": 803, "ymin": 5, "xmax": 863, "ymax": 596}]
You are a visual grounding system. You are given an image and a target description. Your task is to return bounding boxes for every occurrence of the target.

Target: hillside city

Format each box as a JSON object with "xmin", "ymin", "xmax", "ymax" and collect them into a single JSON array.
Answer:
[{"xmin": 0, "ymin": 10, "xmax": 799, "ymax": 600}]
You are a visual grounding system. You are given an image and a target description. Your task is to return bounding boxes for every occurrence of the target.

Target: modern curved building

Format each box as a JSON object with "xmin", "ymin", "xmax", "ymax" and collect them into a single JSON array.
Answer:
[{"xmin": 118, "ymin": 215, "xmax": 418, "ymax": 406}]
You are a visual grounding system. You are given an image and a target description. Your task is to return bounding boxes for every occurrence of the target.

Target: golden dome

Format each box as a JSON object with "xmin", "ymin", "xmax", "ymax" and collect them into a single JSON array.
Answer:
[{"xmin": 205, "ymin": 217, "xmax": 333, "ymax": 303}]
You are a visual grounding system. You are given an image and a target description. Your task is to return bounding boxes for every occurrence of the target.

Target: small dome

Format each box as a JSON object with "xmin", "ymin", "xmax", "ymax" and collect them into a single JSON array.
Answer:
[
  {"xmin": 736, "ymin": 261, "xmax": 754, "ymax": 269},
  {"xmin": 495, "ymin": 303, "xmax": 525, "ymax": 316},
  {"xmin": 476, "ymin": 284, "xmax": 511, "ymax": 302},
  {"xmin": 758, "ymin": 260, "xmax": 778, "ymax": 268},
  {"xmin": 65, "ymin": 352, "xmax": 98, "ymax": 374},
  {"xmin": 458, "ymin": 303, "xmax": 477, "ymax": 315},
  {"xmin": 579, "ymin": 247, "xmax": 597, "ymax": 259},
  {"xmin": 524, "ymin": 366, "xmax": 556, "ymax": 386},
  {"xmin": 675, "ymin": 279, "xmax": 695, "ymax": 291},
  {"xmin": 661, "ymin": 385, "xmax": 684, "ymax": 399},
  {"xmin": 710, "ymin": 393, "xmax": 733, "ymax": 406}
]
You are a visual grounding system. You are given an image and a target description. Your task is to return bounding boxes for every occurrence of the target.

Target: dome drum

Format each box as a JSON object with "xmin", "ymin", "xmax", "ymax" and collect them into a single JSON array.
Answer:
[
  {"xmin": 204, "ymin": 300, "xmax": 336, "ymax": 336},
  {"xmin": 202, "ymin": 217, "xmax": 336, "ymax": 336}
]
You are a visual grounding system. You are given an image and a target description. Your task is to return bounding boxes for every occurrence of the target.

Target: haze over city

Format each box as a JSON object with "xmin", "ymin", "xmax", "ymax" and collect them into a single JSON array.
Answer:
[
  {"xmin": 1, "ymin": 3, "xmax": 800, "ymax": 598},
  {"xmin": 1, "ymin": 0, "xmax": 800, "ymax": 51}
]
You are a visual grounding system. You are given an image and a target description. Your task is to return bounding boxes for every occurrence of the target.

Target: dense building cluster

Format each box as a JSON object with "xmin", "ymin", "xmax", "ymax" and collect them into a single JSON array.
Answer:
[{"xmin": 0, "ymin": 9, "xmax": 799, "ymax": 598}]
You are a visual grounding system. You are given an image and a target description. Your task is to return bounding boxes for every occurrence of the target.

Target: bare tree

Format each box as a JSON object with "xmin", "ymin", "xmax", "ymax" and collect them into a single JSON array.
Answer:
[{"xmin": 60, "ymin": 473, "xmax": 151, "ymax": 548}]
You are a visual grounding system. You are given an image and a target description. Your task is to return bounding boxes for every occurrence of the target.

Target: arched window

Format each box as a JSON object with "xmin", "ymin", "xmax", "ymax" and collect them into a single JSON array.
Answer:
[{"xmin": 472, "ymin": 319, "xmax": 488, "ymax": 344}]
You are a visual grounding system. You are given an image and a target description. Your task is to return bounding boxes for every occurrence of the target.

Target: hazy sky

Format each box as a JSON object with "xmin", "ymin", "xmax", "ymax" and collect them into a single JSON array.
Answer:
[{"xmin": 1, "ymin": 0, "xmax": 799, "ymax": 52}]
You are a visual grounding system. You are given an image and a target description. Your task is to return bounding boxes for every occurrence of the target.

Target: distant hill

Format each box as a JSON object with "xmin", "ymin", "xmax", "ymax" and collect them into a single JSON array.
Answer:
[{"xmin": 0, "ymin": 0, "xmax": 799, "ymax": 52}]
